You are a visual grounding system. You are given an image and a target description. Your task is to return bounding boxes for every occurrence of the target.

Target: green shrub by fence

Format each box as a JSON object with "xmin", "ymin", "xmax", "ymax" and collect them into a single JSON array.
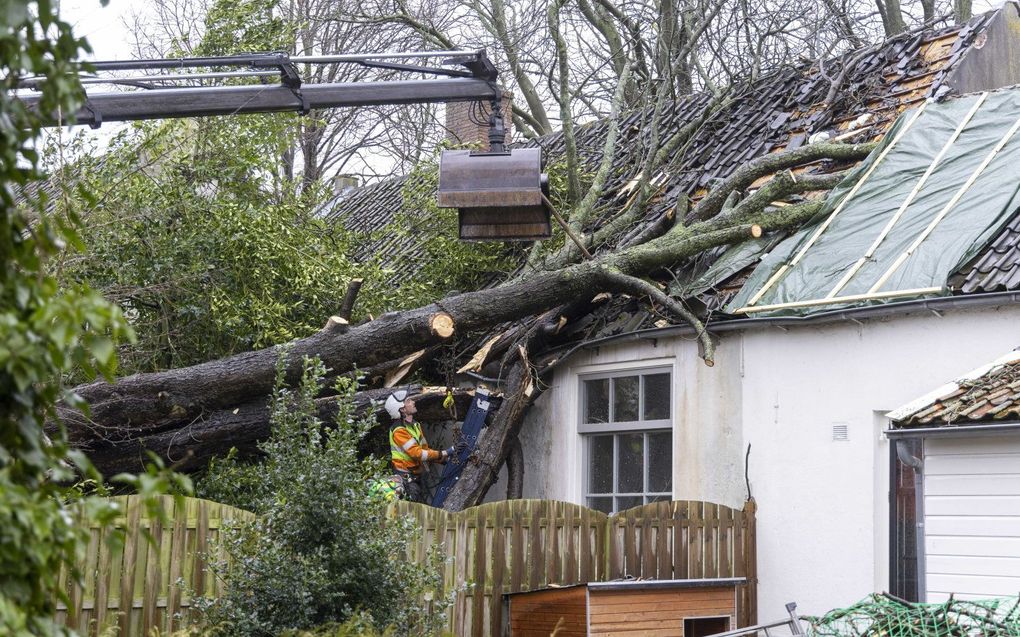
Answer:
[
  {"xmin": 393, "ymin": 498, "xmax": 757, "ymax": 636},
  {"xmin": 55, "ymin": 495, "xmax": 253, "ymax": 637}
]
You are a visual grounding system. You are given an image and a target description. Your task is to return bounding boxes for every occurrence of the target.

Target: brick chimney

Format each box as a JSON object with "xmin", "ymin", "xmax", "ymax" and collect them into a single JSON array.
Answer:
[{"xmin": 445, "ymin": 91, "xmax": 513, "ymax": 151}]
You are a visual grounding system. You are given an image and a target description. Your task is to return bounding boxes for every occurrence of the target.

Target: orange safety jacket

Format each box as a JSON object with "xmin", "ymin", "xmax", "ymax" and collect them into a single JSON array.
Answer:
[{"xmin": 389, "ymin": 420, "xmax": 443, "ymax": 475}]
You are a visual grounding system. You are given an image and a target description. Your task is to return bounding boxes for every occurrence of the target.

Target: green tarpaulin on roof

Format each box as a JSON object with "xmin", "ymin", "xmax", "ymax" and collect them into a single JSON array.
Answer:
[{"xmin": 726, "ymin": 87, "xmax": 1020, "ymax": 316}]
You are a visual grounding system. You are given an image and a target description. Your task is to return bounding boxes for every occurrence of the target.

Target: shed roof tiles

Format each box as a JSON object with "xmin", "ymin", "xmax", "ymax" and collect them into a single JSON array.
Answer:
[{"xmin": 889, "ymin": 350, "xmax": 1020, "ymax": 427}]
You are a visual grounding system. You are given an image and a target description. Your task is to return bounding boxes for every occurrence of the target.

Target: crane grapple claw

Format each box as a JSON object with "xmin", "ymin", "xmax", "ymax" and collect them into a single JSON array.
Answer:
[{"xmin": 438, "ymin": 147, "xmax": 551, "ymax": 241}]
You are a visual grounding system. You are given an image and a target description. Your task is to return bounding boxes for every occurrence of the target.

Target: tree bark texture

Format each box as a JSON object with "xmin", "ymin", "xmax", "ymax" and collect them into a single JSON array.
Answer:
[{"xmin": 505, "ymin": 435, "xmax": 525, "ymax": 500}]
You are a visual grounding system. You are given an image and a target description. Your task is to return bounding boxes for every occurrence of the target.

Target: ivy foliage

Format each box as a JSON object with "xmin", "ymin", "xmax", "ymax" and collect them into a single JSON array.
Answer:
[
  {"xmin": 0, "ymin": 3, "xmax": 193, "ymax": 635},
  {"xmin": 54, "ymin": 118, "xmax": 366, "ymax": 374},
  {"xmin": 197, "ymin": 356, "xmax": 449, "ymax": 636}
]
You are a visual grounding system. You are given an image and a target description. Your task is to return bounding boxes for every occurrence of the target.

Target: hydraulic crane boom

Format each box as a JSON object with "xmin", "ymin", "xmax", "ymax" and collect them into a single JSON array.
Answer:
[
  {"xmin": 16, "ymin": 48, "xmax": 553, "ymax": 241},
  {"xmin": 17, "ymin": 50, "xmax": 500, "ymax": 128}
]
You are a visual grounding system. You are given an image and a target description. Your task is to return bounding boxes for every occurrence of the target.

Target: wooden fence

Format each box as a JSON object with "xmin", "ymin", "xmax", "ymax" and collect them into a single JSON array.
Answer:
[
  {"xmin": 55, "ymin": 495, "xmax": 253, "ymax": 637},
  {"xmin": 395, "ymin": 498, "xmax": 757, "ymax": 636},
  {"xmin": 57, "ymin": 496, "xmax": 754, "ymax": 636}
]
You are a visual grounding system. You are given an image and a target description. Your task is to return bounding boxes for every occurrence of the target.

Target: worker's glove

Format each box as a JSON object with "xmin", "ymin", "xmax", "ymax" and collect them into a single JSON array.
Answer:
[{"xmin": 440, "ymin": 442, "xmax": 467, "ymax": 462}]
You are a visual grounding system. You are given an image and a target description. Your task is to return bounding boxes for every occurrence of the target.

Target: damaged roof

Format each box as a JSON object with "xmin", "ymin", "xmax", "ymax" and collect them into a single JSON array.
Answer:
[
  {"xmin": 327, "ymin": 8, "xmax": 997, "ymax": 272},
  {"xmin": 889, "ymin": 350, "xmax": 1020, "ymax": 427},
  {"xmin": 326, "ymin": 4, "xmax": 1020, "ymax": 339}
]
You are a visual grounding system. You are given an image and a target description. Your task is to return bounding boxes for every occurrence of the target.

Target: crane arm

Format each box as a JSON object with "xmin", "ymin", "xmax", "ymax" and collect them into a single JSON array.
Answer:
[{"xmin": 16, "ymin": 50, "xmax": 501, "ymax": 129}]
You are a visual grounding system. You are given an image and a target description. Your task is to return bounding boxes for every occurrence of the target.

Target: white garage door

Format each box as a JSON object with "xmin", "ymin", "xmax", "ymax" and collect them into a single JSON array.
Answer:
[{"xmin": 924, "ymin": 436, "xmax": 1020, "ymax": 602}]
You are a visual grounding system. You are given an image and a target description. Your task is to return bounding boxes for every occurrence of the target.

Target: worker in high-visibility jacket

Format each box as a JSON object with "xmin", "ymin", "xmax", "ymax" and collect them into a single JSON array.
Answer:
[{"xmin": 385, "ymin": 389, "xmax": 466, "ymax": 503}]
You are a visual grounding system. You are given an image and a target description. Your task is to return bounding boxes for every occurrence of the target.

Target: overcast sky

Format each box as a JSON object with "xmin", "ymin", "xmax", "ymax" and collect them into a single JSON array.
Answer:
[{"xmin": 60, "ymin": 0, "xmax": 141, "ymax": 60}]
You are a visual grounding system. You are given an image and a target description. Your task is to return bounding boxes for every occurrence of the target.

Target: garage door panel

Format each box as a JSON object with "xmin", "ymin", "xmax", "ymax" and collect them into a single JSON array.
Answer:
[
  {"xmin": 925, "ymin": 495, "xmax": 1020, "ymax": 516},
  {"xmin": 927, "ymin": 573, "xmax": 1020, "ymax": 597},
  {"xmin": 927, "ymin": 515, "xmax": 1020, "ymax": 537},
  {"xmin": 925, "ymin": 454, "xmax": 1020, "ymax": 476},
  {"xmin": 922, "ymin": 436, "xmax": 1020, "ymax": 601},
  {"xmin": 927, "ymin": 555, "xmax": 1020, "ymax": 578},
  {"xmin": 926, "ymin": 438, "xmax": 1020, "ymax": 457},
  {"xmin": 927, "ymin": 534, "xmax": 1020, "ymax": 557},
  {"xmin": 926, "ymin": 474, "xmax": 1020, "ymax": 496}
]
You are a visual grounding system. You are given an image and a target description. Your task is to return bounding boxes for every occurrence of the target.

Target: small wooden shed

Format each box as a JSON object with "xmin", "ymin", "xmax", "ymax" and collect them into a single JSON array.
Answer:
[{"xmin": 503, "ymin": 577, "xmax": 745, "ymax": 636}]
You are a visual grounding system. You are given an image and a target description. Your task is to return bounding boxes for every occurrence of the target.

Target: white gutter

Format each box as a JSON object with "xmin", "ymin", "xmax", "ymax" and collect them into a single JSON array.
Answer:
[{"xmin": 885, "ymin": 422, "xmax": 1020, "ymax": 438}]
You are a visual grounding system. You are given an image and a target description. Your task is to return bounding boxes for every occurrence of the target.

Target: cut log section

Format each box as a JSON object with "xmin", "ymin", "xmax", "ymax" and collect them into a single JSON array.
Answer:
[{"xmin": 430, "ymin": 312, "xmax": 455, "ymax": 338}]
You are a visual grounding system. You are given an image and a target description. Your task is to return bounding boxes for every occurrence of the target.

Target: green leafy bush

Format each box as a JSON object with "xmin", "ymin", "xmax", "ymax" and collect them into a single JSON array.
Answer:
[
  {"xmin": 197, "ymin": 355, "xmax": 449, "ymax": 636},
  {"xmin": 0, "ymin": 4, "xmax": 189, "ymax": 635},
  {"xmin": 55, "ymin": 120, "xmax": 363, "ymax": 375}
]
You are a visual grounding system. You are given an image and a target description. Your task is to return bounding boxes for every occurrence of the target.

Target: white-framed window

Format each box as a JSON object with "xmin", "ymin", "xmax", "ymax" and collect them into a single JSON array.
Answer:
[{"xmin": 579, "ymin": 367, "xmax": 672, "ymax": 513}]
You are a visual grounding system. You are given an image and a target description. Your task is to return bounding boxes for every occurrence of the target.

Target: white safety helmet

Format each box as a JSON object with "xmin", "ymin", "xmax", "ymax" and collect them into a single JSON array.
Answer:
[{"xmin": 384, "ymin": 389, "xmax": 409, "ymax": 420}]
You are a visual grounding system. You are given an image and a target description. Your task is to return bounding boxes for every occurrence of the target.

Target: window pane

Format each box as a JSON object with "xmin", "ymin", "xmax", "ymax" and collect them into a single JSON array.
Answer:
[
  {"xmin": 616, "ymin": 496, "xmax": 643, "ymax": 511},
  {"xmin": 617, "ymin": 433, "xmax": 644, "ymax": 493},
  {"xmin": 613, "ymin": 376, "xmax": 639, "ymax": 422},
  {"xmin": 589, "ymin": 435, "xmax": 613, "ymax": 493},
  {"xmin": 584, "ymin": 378, "xmax": 609, "ymax": 424},
  {"xmin": 648, "ymin": 432, "xmax": 672, "ymax": 493},
  {"xmin": 588, "ymin": 497, "xmax": 613, "ymax": 514},
  {"xmin": 643, "ymin": 373, "xmax": 671, "ymax": 420},
  {"xmin": 647, "ymin": 494, "xmax": 671, "ymax": 504}
]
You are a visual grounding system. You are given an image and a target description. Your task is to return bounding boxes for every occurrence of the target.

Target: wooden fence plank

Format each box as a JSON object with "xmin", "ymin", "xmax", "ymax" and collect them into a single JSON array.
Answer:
[
  {"xmin": 578, "ymin": 505, "xmax": 591, "ymax": 583},
  {"xmin": 564, "ymin": 503, "xmax": 577, "ymax": 584},
  {"xmin": 624, "ymin": 507, "xmax": 638, "ymax": 577},
  {"xmin": 510, "ymin": 502, "xmax": 525, "ymax": 592},
  {"xmin": 641, "ymin": 510, "xmax": 655, "ymax": 577},
  {"xmin": 745, "ymin": 498, "xmax": 758, "ymax": 625},
  {"xmin": 656, "ymin": 501, "xmax": 671, "ymax": 580},
  {"xmin": 488, "ymin": 504, "xmax": 506, "ymax": 637},
  {"xmin": 92, "ymin": 517, "xmax": 114, "ymax": 636},
  {"xmin": 471, "ymin": 507, "xmax": 486, "ymax": 637},
  {"xmin": 546, "ymin": 501, "xmax": 560, "ymax": 585},
  {"xmin": 676, "ymin": 500, "xmax": 689, "ymax": 579},
  {"xmin": 719, "ymin": 504, "xmax": 733, "ymax": 578},
  {"xmin": 167, "ymin": 496, "xmax": 187, "ymax": 635},
  {"xmin": 689, "ymin": 500, "xmax": 703, "ymax": 580},
  {"xmin": 141, "ymin": 500, "xmax": 163, "ymax": 636},
  {"xmin": 704, "ymin": 501, "xmax": 718, "ymax": 579},
  {"xmin": 528, "ymin": 501, "xmax": 543, "ymax": 590}
]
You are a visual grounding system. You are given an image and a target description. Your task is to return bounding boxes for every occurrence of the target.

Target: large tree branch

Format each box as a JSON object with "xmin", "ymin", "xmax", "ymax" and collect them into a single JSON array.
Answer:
[
  {"xmin": 688, "ymin": 141, "xmax": 876, "ymax": 223},
  {"xmin": 601, "ymin": 268, "xmax": 715, "ymax": 365},
  {"xmin": 548, "ymin": 0, "xmax": 581, "ymax": 202}
]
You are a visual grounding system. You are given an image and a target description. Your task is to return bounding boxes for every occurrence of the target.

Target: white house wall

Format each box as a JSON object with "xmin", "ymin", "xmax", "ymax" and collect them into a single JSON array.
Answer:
[{"xmin": 500, "ymin": 301, "xmax": 1020, "ymax": 617}]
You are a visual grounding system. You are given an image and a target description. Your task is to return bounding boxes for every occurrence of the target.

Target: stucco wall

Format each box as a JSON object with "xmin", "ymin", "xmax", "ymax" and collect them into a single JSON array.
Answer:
[{"xmin": 508, "ymin": 301, "xmax": 1020, "ymax": 617}]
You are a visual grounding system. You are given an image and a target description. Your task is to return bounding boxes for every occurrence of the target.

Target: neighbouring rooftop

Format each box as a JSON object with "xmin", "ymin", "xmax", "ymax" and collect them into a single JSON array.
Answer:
[{"xmin": 889, "ymin": 350, "xmax": 1020, "ymax": 427}]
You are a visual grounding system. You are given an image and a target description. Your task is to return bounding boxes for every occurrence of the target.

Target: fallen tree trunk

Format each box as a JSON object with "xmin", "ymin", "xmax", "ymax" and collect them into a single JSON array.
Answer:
[
  {"xmin": 52, "ymin": 141, "xmax": 874, "ymax": 508},
  {"xmin": 73, "ymin": 386, "xmax": 474, "ymax": 476}
]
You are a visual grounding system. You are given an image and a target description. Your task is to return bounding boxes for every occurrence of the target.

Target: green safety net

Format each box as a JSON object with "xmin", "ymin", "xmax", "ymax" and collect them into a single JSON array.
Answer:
[
  {"xmin": 806, "ymin": 594, "xmax": 1020, "ymax": 637},
  {"xmin": 726, "ymin": 87, "xmax": 1020, "ymax": 316}
]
